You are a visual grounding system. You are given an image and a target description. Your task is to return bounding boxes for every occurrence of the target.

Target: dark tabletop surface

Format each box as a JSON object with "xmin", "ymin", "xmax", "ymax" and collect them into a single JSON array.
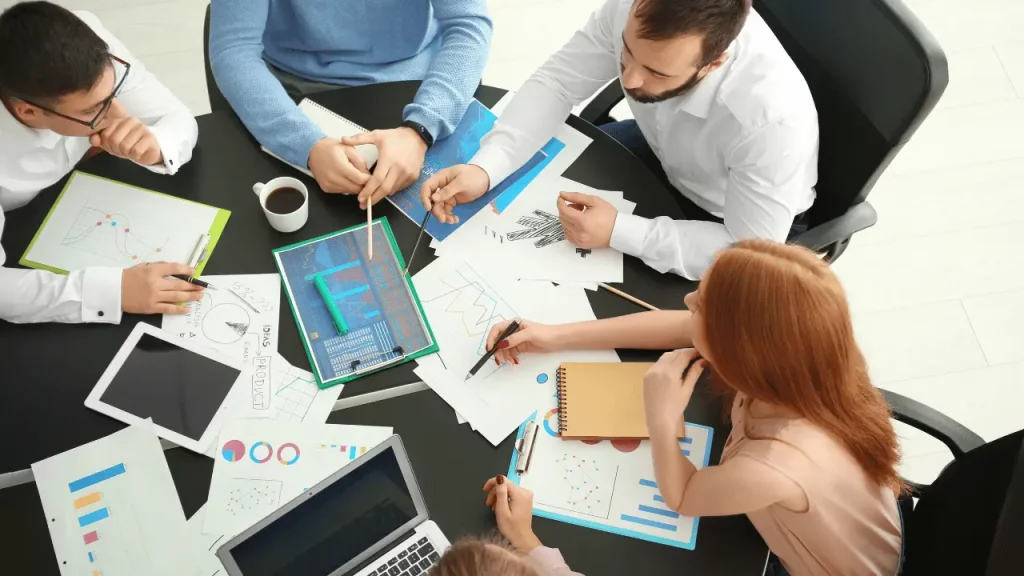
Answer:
[
  {"xmin": 0, "ymin": 82, "xmax": 696, "ymax": 474},
  {"xmin": 0, "ymin": 81, "xmax": 766, "ymax": 574}
]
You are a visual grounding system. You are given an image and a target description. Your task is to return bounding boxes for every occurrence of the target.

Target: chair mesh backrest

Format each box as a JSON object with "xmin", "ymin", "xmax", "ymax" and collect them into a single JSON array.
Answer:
[{"xmin": 753, "ymin": 0, "xmax": 948, "ymax": 226}]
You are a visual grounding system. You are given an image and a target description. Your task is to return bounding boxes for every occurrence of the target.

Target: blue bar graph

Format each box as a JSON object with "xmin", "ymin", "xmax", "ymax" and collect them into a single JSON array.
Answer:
[
  {"xmin": 653, "ymin": 494, "xmax": 665, "ymax": 503},
  {"xmin": 638, "ymin": 504, "xmax": 680, "ymax": 519},
  {"xmin": 638, "ymin": 479, "xmax": 657, "ymax": 488},
  {"xmin": 682, "ymin": 449, "xmax": 691, "ymax": 457},
  {"xmin": 349, "ymin": 446, "xmax": 357, "ymax": 460},
  {"xmin": 364, "ymin": 310, "xmax": 380, "ymax": 319},
  {"xmin": 68, "ymin": 464, "xmax": 125, "ymax": 493},
  {"xmin": 78, "ymin": 508, "xmax": 109, "ymax": 528},
  {"xmin": 335, "ymin": 285, "xmax": 369, "ymax": 299},
  {"xmin": 88, "ymin": 552, "xmax": 94, "ymax": 563},
  {"xmin": 304, "ymin": 260, "xmax": 359, "ymax": 281},
  {"xmin": 620, "ymin": 514, "xmax": 678, "ymax": 531},
  {"xmin": 680, "ymin": 437, "xmax": 693, "ymax": 444}
]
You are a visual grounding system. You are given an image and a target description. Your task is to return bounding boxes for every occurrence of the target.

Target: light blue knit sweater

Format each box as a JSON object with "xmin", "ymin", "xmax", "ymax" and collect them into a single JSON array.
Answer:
[{"xmin": 209, "ymin": 0, "xmax": 492, "ymax": 167}]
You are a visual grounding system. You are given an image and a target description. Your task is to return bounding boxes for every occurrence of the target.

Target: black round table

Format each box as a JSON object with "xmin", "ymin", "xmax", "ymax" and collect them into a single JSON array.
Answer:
[{"xmin": 0, "ymin": 81, "xmax": 767, "ymax": 574}]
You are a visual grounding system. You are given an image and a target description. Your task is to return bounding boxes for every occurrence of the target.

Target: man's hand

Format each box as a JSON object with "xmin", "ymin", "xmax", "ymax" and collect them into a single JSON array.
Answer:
[
  {"xmin": 557, "ymin": 191, "xmax": 618, "ymax": 249},
  {"xmin": 419, "ymin": 164, "xmax": 490, "ymax": 224},
  {"xmin": 643, "ymin": 349, "xmax": 706, "ymax": 435},
  {"xmin": 483, "ymin": 476, "xmax": 543, "ymax": 554},
  {"xmin": 121, "ymin": 262, "xmax": 204, "ymax": 315},
  {"xmin": 89, "ymin": 100, "xmax": 162, "ymax": 166},
  {"xmin": 308, "ymin": 138, "xmax": 371, "ymax": 194},
  {"xmin": 342, "ymin": 127, "xmax": 426, "ymax": 209}
]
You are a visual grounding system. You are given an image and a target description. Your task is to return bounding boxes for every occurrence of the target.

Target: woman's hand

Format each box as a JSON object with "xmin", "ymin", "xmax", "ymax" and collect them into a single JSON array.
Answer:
[
  {"xmin": 643, "ymin": 349, "xmax": 706, "ymax": 436},
  {"xmin": 484, "ymin": 319, "xmax": 561, "ymax": 365},
  {"xmin": 483, "ymin": 475, "xmax": 542, "ymax": 553}
]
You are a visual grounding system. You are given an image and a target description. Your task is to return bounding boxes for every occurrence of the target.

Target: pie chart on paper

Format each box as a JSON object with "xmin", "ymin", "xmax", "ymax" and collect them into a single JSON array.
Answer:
[{"xmin": 222, "ymin": 439, "xmax": 245, "ymax": 462}]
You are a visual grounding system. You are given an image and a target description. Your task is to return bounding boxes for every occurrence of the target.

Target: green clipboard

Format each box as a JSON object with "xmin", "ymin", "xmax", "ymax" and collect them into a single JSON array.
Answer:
[
  {"xmin": 273, "ymin": 217, "xmax": 439, "ymax": 389},
  {"xmin": 19, "ymin": 171, "xmax": 231, "ymax": 275}
]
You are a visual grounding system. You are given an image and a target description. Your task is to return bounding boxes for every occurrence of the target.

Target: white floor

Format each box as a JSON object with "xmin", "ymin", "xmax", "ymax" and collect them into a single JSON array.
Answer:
[{"xmin": 9, "ymin": 0, "xmax": 1023, "ymax": 483}]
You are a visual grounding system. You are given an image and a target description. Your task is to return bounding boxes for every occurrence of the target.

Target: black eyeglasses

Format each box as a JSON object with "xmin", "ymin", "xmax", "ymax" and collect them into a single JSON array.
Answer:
[{"xmin": 19, "ymin": 55, "xmax": 131, "ymax": 130}]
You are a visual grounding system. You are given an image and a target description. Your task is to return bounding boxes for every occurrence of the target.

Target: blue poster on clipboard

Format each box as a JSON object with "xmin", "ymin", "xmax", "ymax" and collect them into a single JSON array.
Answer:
[
  {"xmin": 507, "ymin": 406, "xmax": 714, "ymax": 550},
  {"xmin": 387, "ymin": 99, "xmax": 566, "ymax": 241}
]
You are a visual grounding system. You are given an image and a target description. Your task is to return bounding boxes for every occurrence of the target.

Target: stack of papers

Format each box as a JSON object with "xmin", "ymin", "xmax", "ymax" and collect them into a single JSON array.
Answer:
[
  {"xmin": 432, "ymin": 176, "xmax": 635, "ymax": 284},
  {"xmin": 411, "ymin": 257, "xmax": 619, "ymax": 445}
]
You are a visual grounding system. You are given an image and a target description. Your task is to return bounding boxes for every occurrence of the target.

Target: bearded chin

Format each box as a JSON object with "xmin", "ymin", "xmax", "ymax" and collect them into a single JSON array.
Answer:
[{"xmin": 623, "ymin": 73, "xmax": 703, "ymax": 104}]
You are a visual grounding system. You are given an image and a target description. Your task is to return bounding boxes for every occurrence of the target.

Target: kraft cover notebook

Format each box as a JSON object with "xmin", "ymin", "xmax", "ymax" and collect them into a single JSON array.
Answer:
[
  {"xmin": 20, "ymin": 171, "xmax": 230, "ymax": 275},
  {"xmin": 273, "ymin": 217, "xmax": 438, "ymax": 389},
  {"xmin": 557, "ymin": 362, "xmax": 686, "ymax": 439}
]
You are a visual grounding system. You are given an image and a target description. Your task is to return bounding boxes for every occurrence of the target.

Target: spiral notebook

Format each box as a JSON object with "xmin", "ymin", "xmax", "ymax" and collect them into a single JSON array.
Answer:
[
  {"xmin": 557, "ymin": 362, "xmax": 686, "ymax": 439},
  {"xmin": 261, "ymin": 99, "xmax": 379, "ymax": 176}
]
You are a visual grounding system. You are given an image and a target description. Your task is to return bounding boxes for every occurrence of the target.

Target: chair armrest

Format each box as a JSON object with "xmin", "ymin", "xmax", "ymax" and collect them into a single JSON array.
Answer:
[
  {"xmin": 882, "ymin": 389, "xmax": 985, "ymax": 459},
  {"xmin": 580, "ymin": 80, "xmax": 626, "ymax": 126},
  {"xmin": 789, "ymin": 201, "xmax": 877, "ymax": 253}
]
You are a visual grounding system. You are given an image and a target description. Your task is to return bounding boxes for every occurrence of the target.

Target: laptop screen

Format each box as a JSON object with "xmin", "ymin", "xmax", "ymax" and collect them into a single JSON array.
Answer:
[{"xmin": 227, "ymin": 445, "xmax": 418, "ymax": 575}]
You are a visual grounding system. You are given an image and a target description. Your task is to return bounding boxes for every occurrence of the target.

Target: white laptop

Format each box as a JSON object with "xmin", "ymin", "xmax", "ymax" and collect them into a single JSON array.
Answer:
[{"xmin": 217, "ymin": 436, "xmax": 450, "ymax": 576}]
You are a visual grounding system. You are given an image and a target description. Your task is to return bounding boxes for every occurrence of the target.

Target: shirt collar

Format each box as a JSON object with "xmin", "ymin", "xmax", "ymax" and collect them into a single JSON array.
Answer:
[
  {"xmin": 674, "ymin": 41, "xmax": 736, "ymax": 119},
  {"xmin": 0, "ymin": 97, "xmax": 64, "ymax": 148}
]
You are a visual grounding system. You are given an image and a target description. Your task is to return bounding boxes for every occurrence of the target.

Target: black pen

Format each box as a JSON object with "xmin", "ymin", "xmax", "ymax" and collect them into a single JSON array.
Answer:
[
  {"xmin": 403, "ymin": 211, "xmax": 431, "ymax": 276},
  {"xmin": 466, "ymin": 320, "xmax": 521, "ymax": 381},
  {"xmin": 171, "ymin": 274, "xmax": 216, "ymax": 289}
]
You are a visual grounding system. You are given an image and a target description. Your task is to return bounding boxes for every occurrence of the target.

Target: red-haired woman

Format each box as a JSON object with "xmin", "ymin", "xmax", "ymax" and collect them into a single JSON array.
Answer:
[{"xmin": 484, "ymin": 240, "xmax": 904, "ymax": 576}]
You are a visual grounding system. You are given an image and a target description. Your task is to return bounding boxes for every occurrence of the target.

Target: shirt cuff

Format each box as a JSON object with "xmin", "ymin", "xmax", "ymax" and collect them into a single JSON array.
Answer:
[
  {"xmin": 469, "ymin": 145, "xmax": 516, "ymax": 192},
  {"xmin": 609, "ymin": 213, "xmax": 653, "ymax": 257},
  {"xmin": 526, "ymin": 547, "xmax": 570, "ymax": 571},
  {"xmin": 81, "ymin": 267, "xmax": 123, "ymax": 324},
  {"xmin": 146, "ymin": 124, "xmax": 182, "ymax": 175}
]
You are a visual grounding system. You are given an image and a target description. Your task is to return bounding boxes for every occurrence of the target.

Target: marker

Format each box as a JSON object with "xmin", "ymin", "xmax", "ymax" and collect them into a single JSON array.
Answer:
[
  {"xmin": 465, "ymin": 320, "xmax": 520, "ymax": 381},
  {"xmin": 313, "ymin": 275, "xmax": 348, "ymax": 335}
]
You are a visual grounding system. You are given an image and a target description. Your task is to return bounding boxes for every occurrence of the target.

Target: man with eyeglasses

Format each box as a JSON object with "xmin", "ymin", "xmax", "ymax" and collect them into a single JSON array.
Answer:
[{"xmin": 0, "ymin": 1, "xmax": 200, "ymax": 324}]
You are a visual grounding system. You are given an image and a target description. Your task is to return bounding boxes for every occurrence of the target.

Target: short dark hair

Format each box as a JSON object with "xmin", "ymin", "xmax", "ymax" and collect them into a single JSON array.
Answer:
[
  {"xmin": 0, "ymin": 1, "xmax": 110, "ymax": 102},
  {"xmin": 633, "ymin": 0, "xmax": 751, "ymax": 66}
]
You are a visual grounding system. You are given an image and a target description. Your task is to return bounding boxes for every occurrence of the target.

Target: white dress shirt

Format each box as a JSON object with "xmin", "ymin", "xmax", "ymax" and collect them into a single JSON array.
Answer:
[
  {"xmin": 0, "ymin": 11, "xmax": 199, "ymax": 324},
  {"xmin": 470, "ymin": 0, "xmax": 818, "ymax": 279}
]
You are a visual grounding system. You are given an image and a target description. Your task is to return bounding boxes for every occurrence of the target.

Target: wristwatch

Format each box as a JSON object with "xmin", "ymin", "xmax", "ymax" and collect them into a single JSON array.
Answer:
[{"xmin": 402, "ymin": 120, "xmax": 434, "ymax": 149}]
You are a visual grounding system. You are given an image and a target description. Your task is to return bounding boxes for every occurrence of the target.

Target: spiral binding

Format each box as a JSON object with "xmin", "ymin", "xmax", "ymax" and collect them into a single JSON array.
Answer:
[
  {"xmin": 556, "ymin": 365, "xmax": 569, "ymax": 435},
  {"xmin": 302, "ymin": 100, "xmax": 368, "ymax": 134}
]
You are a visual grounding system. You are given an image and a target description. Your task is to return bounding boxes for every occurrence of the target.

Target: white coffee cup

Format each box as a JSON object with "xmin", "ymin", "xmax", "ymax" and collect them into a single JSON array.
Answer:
[{"xmin": 252, "ymin": 177, "xmax": 309, "ymax": 233}]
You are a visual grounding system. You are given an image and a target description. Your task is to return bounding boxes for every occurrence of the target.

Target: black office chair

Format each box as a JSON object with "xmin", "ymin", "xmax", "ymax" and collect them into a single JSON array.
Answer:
[
  {"xmin": 882, "ymin": 389, "xmax": 1023, "ymax": 576},
  {"xmin": 203, "ymin": 4, "xmax": 232, "ymax": 114},
  {"xmin": 581, "ymin": 0, "xmax": 949, "ymax": 261}
]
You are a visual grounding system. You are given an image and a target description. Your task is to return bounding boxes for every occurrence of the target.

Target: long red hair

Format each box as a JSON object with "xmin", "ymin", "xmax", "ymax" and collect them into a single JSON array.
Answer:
[{"xmin": 700, "ymin": 240, "xmax": 901, "ymax": 490}]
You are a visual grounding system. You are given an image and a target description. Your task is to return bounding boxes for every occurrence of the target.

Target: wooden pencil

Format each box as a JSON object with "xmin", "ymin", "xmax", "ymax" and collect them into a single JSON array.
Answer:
[
  {"xmin": 597, "ymin": 282, "xmax": 659, "ymax": 311},
  {"xmin": 367, "ymin": 201, "xmax": 373, "ymax": 260}
]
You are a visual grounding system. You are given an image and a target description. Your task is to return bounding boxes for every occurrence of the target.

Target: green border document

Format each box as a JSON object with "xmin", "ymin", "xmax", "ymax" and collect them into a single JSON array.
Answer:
[
  {"xmin": 273, "ymin": 217, "xmax": 438, "ymax": 389},
  {"xmin": 20, "ymin": 171, "xmax": 230, "ymax": 276}
]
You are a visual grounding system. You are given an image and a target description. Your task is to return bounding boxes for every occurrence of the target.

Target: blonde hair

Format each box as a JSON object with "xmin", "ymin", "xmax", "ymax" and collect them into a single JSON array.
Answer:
[{"xmin": 429, "ymin": 535, "xmax": 539, "ymax": 576}]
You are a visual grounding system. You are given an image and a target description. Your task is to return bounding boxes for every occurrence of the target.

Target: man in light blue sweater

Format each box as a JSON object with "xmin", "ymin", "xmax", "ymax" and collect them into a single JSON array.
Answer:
[{"xmin": 209, "ymin": 0, "xmax": 492, "ymax": 207}]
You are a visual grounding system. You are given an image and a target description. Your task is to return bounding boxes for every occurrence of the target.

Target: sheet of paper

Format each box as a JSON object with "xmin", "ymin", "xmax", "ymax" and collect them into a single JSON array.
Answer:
[
  {"xmin": 31, "ymin": 421, "xmax": 199, "ymax": 576},
  {"xmin": 437, "ymin": 178, "xmax": 635, "ymax": 283},
  {"xmin": 23, "ymin": 172, "xmax": 220, "ymax": 272},
  {"xmin": 259, "ymin": 354, "xmax": 344, "ymax": 424},
  {"xmin": 162, "ymin": 274, "xmax": 282, "ymax": 418},
  {"xmin": 185, "ymin": 505, "xmax": 228, "ymax": 576},
  {"xmin": 203, "ymin": 420, "xmax": 392, "ymax": 537},
  {"xmin": 508, "ymin": 397, "xmax": 714, "ymax": 550},
  {"xmin": 412, "ymin": 259, "xmax": 618, "ymax": 445}
]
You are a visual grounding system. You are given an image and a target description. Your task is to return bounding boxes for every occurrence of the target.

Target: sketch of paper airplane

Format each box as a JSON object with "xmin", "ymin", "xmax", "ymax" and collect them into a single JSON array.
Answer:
[{"xmin": 505, "ymin": 210, "xmax": 566, "ymax": 248}]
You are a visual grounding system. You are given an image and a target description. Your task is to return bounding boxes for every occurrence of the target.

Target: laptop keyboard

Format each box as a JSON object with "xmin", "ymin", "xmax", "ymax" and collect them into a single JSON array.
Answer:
[{"xmin": 366, "ymin": 537, "xmax": 441, "ymax": 576}]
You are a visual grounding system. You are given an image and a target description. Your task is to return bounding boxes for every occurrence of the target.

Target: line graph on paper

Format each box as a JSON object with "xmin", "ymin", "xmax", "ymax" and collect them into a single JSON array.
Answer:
[
  {"xmin": 420, "ymin": 263, "xmax": 516, "ymax": 358},
  {"xmin": 271, "ymin": 368, "xmax": 320, "ymax": 423},
  {"xmin": 60, "ymin": 203, "xmax": 170, "ymax": 265}
]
